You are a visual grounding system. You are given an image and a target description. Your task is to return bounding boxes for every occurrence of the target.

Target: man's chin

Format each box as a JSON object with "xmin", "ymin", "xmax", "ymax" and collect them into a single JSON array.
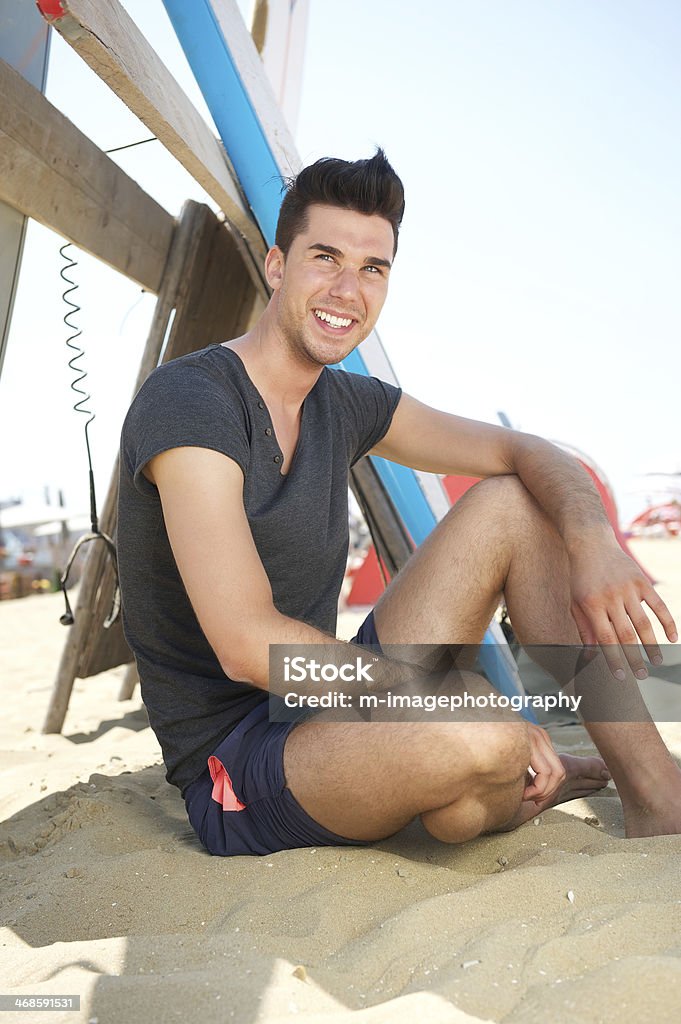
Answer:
[
  {"xmin": 315, "ymin": 344, "xmax": 363, "ymax": 368},
  {"xmin": 285, "ymin": 322, "xmax": 371, "ymax": 368},
  {"xmin": 311, "ymin": 329, "xmax": 371, "ymax": 367}
]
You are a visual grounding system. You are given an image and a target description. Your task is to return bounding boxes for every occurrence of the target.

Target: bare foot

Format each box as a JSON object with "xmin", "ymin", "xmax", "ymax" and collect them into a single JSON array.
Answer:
[{"xmin": 500, "ymin": 753, "xmax": 610, "ymax": 831}]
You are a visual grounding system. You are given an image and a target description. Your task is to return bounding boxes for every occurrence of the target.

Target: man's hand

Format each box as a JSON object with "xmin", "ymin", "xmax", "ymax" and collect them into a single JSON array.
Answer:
[
  {"xmin": 569, "ymin": 539, "xmax": 678, "ymax": 680},
  {"xmin": 522, "ymin": 724, "xmax": 567, "ymax": 806},
  {"xmin": 521, "ymin": 724, "xmax": 611, "ymax": 811}
]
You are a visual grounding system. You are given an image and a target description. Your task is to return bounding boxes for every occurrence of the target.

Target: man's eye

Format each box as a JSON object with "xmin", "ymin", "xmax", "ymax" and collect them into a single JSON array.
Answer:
[
  {"xmin": 363, "ymin": 265, "xmax": 381, "ymax": 275},
  {"xmin": 316, "ymin": 253, "xmax": 334, "ymax": 262}
]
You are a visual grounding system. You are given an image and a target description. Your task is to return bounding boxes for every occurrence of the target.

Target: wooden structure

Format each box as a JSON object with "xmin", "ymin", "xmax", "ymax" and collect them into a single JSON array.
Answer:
[
  {"xmin": 0, "ymin": 0, "xmax": 416, "ymax": 732},
  {"xmin": 0, "ymin": 0, "xmax": 277, "ymax": 731}
]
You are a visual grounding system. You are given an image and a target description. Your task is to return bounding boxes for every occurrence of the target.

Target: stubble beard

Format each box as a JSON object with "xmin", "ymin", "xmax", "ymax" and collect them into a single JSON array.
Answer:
[{"xmin": 281, "ymin": 309, "xmax": 366, "ymax": 369}]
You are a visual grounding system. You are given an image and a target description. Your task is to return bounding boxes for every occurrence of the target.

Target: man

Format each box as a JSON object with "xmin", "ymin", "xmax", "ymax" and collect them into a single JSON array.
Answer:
[{"xmin": 118, "ymin": 150, "xmax": 680, "ymax": 857}]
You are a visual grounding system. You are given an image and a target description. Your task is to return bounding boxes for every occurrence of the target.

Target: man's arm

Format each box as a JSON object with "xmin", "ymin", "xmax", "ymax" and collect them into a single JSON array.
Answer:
[
  {"xmin": 370, "ymin": 393, "xmax": 614, "ymax": 540},
  {"xmin": 371, "ymin": 393, "xmax": 678, "ymax": 672},
  {"xmin": 146, "ymin": 446, "xmax": 419, "ymax": 695}
]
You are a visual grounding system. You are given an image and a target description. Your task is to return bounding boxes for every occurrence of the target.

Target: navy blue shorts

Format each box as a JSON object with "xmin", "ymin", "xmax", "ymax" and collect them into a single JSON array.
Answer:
[{"xmin": 183, "ymin": 610, "xmax": 381, "ymax": 856}]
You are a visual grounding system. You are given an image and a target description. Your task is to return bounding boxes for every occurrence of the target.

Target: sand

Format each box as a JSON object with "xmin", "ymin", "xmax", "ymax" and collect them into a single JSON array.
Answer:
[{"xmin": 2, "ymin": 537, "xmax": 681, "ymax": 1024}]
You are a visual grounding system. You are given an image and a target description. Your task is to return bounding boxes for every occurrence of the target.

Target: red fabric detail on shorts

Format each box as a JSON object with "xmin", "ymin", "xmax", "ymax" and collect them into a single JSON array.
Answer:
[{"xmin": 208, "ymin": 755, "xmax": 246, "ymax": 812}]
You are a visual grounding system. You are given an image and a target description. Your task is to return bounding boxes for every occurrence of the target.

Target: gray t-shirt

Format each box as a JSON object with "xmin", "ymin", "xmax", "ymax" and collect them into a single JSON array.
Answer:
[{"xmin": 117, "ymin": 344, "xmax": 401, "ymax": 794}]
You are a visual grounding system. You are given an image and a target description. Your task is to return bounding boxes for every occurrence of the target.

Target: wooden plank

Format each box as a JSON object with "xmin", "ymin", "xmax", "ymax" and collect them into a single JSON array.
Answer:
[
  {"xmin": 37, "ymin": 0, "xmax": 268, "ymax": 278},
  {"xmin": 0, "ymin": 57, "xmax": 173, "ymax": 292}
]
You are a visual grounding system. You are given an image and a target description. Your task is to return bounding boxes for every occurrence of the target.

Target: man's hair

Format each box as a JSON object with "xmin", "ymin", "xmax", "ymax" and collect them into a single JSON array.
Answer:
[{"xmin": 275, "ymin": 149, "xmax": 405, "ymax": 257}]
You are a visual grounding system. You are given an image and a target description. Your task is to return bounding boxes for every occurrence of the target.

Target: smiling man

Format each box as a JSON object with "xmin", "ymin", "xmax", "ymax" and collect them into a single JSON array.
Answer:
[{"xmin": 117, "ymin": 150, "xmax": 681, "ymax": 857}]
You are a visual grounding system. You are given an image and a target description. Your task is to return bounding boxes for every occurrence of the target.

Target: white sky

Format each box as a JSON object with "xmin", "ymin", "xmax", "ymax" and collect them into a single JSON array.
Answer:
[{"xmin": 1, "ymin": 0, "xmax": 680, "ymax": 524}]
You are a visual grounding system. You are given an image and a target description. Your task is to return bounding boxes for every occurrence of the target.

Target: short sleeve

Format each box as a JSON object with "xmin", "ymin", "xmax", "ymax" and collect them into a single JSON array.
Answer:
[
  {"xmin": 327, "ymin": 370, "xmax": 402, "ymax": 466},
  {"xmin": 121, "ymin": 357, "xmax": 251, "ymax": 495}
]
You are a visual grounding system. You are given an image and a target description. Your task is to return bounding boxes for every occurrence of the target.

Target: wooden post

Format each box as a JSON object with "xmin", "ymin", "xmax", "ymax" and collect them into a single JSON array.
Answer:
[
  {"xmin": 118, "ymin": 663, "xmax": 138, "ymax": 701},
  {"xmin": 43, "ymin": 201, "xmax": 263, "ymax": 733}
]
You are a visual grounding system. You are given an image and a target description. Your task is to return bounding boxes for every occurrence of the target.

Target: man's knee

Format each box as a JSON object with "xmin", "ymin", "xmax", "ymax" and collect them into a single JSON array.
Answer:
[
  {"xmin": 455, "ymin": 718, "xmax": 530, "ymax": 786},
  {"xmin": 425, "ymin": 673, "xmax": 531, "ymax": 782},
  {"xmin": 412, "ymin": 713, "xmax": 530, "ymax": 802},
  {"xmin": 455, "ymin": 474, "xmax": 538, "ymax": 522},
  {"xmin": 451, "ymin": 475, "xmax": 562, "ymax": 556},
  {"xmin": 417, "ymin": 718, "xmax": 529, "ymax": 843}
]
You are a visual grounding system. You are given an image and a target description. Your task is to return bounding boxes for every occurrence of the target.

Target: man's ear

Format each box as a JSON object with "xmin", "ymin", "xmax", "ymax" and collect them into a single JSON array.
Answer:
[{"xmin": 265, "ymin": 246, "xmax": 285, "ymax": 290}]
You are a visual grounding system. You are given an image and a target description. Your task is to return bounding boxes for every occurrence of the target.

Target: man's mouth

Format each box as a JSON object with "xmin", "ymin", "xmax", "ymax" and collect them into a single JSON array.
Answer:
[{"xmin": 313, "ymin": 309, "xmax": 355, "ymax": 330}]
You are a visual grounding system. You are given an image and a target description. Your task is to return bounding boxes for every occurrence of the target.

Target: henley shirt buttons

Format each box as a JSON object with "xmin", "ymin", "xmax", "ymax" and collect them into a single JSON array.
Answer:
[
  {"xmin": 265, "ymin": 427, "xmax": 272, "ymax": 436},
  {"xmin": 273, "ymin": 455, "xmax": 282, "ymax": 464},
  {"xmin": 257, "ymin": 400, "xmax": 265, "ymax": 409}
]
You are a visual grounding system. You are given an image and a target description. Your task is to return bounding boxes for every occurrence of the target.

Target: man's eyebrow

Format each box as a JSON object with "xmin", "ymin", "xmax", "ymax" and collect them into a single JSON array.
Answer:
[
  {"xmin": 309, "ymin": 243, "xmax": 343, "ymax": 257},
  {"xmin": 308, "ymin": 243, "xmax": 392, "ymax": 269},
  {"xmin": 364, "ymin": 255, "xmax": 392, "ymax": 270}
]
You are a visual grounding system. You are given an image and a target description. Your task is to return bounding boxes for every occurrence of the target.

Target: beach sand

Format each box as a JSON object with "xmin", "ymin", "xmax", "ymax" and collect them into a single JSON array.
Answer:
[{"xmin": 1, "ymin": 537, "xmax": 681, "ymax": 1023}]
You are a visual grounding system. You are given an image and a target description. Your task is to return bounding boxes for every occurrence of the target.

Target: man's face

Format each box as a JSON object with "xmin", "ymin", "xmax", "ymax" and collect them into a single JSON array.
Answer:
[{"xmin": 266, "ymin": 204, "xmax": 394, "ymax": 367}]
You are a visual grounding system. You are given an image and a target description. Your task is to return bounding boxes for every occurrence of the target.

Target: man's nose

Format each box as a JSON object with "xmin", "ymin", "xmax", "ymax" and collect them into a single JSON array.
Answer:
[{"xmin": 329, "ymin": 266, "xmax": 361, "ymax": 302}]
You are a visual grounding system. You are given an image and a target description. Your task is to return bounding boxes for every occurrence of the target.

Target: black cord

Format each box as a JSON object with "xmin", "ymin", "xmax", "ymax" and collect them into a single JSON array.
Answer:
[
  {"xmin": 105, "ymin": 137, "xmax": 157, "ymax": 155},
  {"xmin": 59, "ymin": 245, "xmax": 99, "ymax": 534},
  {"xmin": 58, "ymin": 243, "xmax": 120, "ymax": 628}
]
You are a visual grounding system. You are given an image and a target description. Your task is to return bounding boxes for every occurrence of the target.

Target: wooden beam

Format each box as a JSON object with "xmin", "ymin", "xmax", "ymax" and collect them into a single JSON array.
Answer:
[
  {"xmin": 0, "ymin": 57, "xmax": 173, "ymax": 292},
  {"xmin": 37, "ymin": 0, "xmax": 268, "ymax": 277}
]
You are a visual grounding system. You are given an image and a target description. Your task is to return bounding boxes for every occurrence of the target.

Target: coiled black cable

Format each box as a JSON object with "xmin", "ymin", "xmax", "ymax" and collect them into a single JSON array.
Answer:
[{"xmin": 58, "ymin": 243, "xmax": 120, "ymax": 629}]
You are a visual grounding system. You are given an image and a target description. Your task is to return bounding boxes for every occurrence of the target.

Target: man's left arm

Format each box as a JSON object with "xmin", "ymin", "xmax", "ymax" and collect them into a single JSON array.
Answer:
[{"xmin": 371, "ymin": 393, "xmax": 678, "ymax": 675}]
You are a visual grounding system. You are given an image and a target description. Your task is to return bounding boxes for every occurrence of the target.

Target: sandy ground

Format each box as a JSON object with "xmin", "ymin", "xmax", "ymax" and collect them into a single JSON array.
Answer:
[{"xmin": 1, "ymin": 537, "xmax": 681, "ymax": 1024}]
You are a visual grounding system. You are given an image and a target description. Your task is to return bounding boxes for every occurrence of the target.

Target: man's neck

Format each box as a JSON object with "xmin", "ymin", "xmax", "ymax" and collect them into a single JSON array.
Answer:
[{"xmin": 224, "ymin": 309, "xmax": 322, "ymax": 413}]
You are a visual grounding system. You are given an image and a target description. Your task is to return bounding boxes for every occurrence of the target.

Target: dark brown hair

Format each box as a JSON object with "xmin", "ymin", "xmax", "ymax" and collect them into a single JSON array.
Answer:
[{"xmin": 275, "ymin": 149, "xmax": 405, "ymax": 257}]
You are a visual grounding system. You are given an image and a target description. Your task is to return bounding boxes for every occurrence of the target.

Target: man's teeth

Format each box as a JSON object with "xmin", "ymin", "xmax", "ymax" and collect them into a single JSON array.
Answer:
[{"xmin": 314, "ymin": 310, "xmax": 352, "ymax": 329}]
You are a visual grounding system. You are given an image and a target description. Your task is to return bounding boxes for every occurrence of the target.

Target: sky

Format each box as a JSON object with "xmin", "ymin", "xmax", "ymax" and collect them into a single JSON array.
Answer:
[{"xmin": 1, "ymin": 0, "xmax": 680, "ymax": 526}]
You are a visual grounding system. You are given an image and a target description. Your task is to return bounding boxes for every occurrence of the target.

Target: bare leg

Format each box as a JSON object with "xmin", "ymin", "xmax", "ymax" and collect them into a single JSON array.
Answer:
[
  {"xmin": 285, "ymin": 475, "xmax": 603, "ymax": 845},
  {"xmin": 374, "ymin": 475, "xmax": 681, "ymax": 837},
  {"xmin": 284, "ymin": 705, "xmax": 532, "ymax": 843}
]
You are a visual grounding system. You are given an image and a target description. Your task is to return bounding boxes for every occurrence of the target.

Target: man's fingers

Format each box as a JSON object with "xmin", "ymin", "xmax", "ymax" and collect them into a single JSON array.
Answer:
[
  {"xmin": 587, "ymin": 609, "xmax": 628, "ymax": 680},
  {"xmin": 523, "ymin": 779, "xmax": 547, "ymax": 801},
  {"xmin": 571, "ymin": 603, "xmax": 596, "ymax": 647},
  {"xmin": 523, "ymin": 769, "xmax": 562, "ymax": 803},
  {"xmin": 523, "ymin": 765, "xmax": 555, "ymax": 801},
  {"xmin": 609, "ymin": 606, "xmax": 651, "ymax": 679},
  {"xmin": 580, "ymin": 606, "xmax": 656, "ymax": 680},
  {"xmin": 576, "ymin": 588, "xmax": 678, "ymax": 681},
  {"xmin": 623, "ymin": 597, "xmax": 665, "ymax": 673},
  {"xmin": 572, "ymin": 560, "xmax": 679, "ymax": 680},
  {"xmin": 643, "ymin": 589, "xmax": 679, "ymax": 644},
  {"xmin": 525, "ymin": 726, "xmax": 565, "ymax": 803}
]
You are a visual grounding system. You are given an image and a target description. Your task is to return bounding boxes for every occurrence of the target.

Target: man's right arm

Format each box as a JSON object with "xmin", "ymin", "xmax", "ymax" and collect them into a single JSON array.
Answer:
[{"xmin": 146, "ymin": 446, "xmax": 413, "ymax": 695}]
